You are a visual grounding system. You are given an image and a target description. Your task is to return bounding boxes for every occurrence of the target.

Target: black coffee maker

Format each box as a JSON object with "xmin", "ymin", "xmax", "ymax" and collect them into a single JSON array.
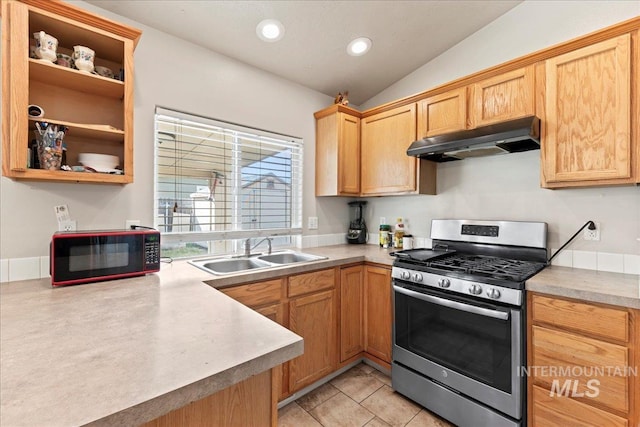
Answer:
[{"xmin": 346, "ymin": 201, "xmax": 367, "ymax": 244}]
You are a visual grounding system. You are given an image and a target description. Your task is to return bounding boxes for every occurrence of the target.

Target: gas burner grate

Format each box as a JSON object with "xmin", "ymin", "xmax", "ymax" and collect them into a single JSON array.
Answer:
[{"xmin": 428, "ymin": 254, "xmax": 545, "ymax": 282}]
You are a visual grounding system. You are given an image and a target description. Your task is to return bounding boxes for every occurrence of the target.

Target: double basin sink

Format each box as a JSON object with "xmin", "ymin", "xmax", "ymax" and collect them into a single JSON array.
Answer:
[{"xmin": 189, "ymin": 250, "xmax": 327, "ymax": 276}]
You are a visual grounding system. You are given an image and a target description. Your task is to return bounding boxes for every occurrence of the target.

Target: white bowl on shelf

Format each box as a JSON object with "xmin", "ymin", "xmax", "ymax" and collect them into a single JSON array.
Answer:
[{"xmin": 78, "ymin": 153, "xmax": 119, "ymax": 170}]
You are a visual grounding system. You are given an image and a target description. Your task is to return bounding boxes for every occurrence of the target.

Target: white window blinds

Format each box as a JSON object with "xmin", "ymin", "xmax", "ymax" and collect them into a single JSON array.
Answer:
[{"xmin": 154, "ymin": 108, "xmax": 303, "ymax": 253}]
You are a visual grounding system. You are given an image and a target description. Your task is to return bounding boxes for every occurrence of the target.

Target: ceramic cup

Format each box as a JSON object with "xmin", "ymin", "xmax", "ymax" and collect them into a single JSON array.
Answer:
[
  {"xmin": 94, "ymin": 65, "xmax": 114, "ymax": 79},
  {"xmin": 28, "ymin": 104, "xmax": 44, "ymax": 118},
  {"xmin": 72, "ymin": 45, "xmax": 95, "ymax": 73},
  {"xmin": 56, "ymin": 53, "xmax": 73, "ymax": 68},
  {"xmin": 33, "ymin": 31, "xmax": 58, "ymax": 62},
  {"xmin": 402, "ymin": 235, "xmax": 414, "ymax": 250}
]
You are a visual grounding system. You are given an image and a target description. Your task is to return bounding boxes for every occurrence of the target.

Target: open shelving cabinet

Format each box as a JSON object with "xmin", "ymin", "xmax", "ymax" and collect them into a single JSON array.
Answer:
[{"xmin": 1, "ymin": 0, "xmax": 141, "ymax": 184}]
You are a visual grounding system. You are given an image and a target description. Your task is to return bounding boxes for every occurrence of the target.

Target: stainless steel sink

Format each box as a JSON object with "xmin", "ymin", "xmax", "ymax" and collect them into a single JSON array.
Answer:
[
  {"xmin": 189, "ymin": 257, "xmax": 272, "ymax": 275},
  {"xmin": 189, "ymin": 250, "xmax": 327, "ymax": 276},
  {"xmin": 257, "ymin": 251, "xmax": 327, "ymax": 264}
]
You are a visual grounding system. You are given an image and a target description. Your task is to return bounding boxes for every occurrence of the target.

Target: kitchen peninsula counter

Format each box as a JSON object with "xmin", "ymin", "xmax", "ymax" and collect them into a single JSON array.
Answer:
[
  {"xmin": 0, "ymin": 244, "xmax": 395, "ymax": 427},
  {"xmin": 0, "ymin": 263, "xmax": 303, "ymax": 427},
  {"xmin": 527, "ymin": 265, "xmax": 640, "ymax": 309}
]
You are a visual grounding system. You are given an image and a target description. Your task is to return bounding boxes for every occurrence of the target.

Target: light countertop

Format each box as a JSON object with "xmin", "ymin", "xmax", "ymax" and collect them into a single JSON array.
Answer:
[
  {"xmin": 2, "ymin": 243, "xmax": 636, "ymax": 426},
  {"xmin": 0, "ymin": 263, "xmax": 303, "ymax": 427},
  {"xmin": 0, "ymin": 244, "xmax": 395, "ymax": 427},
  {"xmin": 526, "ymin": 265, "xmax": 640, "ymax": 309}
]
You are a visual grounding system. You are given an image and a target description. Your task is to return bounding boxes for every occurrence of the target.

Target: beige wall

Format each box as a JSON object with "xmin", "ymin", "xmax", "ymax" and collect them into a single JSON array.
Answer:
[
  {"xmin": 1, "ymin": 1, "xmax": 639, "ymax": 260},
  {"xmin": 0, "ymin": 1, "xmax": 349, "ymax": 259},
  {"xmin": 360, "ymin": 1, "xmax": 640, "ymax": 254}
]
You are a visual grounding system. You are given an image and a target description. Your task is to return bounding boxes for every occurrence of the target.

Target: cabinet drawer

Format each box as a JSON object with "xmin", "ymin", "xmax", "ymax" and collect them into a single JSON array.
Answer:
[
  {"xmin": 288, "ymin": 269, "xmax": 335, "ymax": 298},
  {"xmin": 220, "ymin": 279, "xmax": 283, "ymax": 307},
  {"xmin": 531, "ymin": 326, "xmax": 629, "ymax": 413},
  {"xmin": 531, "ymin": 294, "xmax": 629, "ymax": 342},
  {"xmin": 531, "ymin": 385, "xmax": 628, "ymax": 427}
]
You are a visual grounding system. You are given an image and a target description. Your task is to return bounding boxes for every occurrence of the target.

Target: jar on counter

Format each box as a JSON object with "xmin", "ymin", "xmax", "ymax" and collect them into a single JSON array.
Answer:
[{"xmin": 379, "ymin": 224, "xmax": 391, "ymax": 248}]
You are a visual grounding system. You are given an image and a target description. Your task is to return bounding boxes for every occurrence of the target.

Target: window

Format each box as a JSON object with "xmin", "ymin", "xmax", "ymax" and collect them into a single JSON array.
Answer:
[{"xmin": 154, "ymin": 108, "xmax": 303, "ymax": 259}]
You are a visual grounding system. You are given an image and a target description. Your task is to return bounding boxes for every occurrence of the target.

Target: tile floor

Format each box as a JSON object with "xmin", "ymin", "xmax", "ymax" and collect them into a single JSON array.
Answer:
[{"xmin": 278, "ymin": 363, "xmax": 454, "ymax": 427}]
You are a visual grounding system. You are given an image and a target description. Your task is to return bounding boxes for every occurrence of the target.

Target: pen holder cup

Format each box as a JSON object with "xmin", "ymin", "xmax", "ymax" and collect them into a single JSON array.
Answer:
[{"xmin": 34, "ymin": 128, "xmax": 64, "ymax": 170}]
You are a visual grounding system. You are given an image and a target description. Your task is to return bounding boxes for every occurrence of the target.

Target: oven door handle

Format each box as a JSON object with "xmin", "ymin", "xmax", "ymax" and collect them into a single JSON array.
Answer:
[{"xmin": 393, "ymin": 285, "xmax": 510, "ymax": 321}]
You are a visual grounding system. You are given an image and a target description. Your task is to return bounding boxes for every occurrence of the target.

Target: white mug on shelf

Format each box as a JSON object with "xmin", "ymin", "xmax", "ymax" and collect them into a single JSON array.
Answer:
[
  {"xmin": 33, "ymin": 31, "xmax": 58, "ymax": 62},
  {"xmin": 72, "ymin": 45, "xmax": 95, "ymax": 73}
]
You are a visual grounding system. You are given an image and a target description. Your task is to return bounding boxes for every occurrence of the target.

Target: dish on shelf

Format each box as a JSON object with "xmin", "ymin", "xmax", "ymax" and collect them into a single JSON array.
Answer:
[{"xmin": 78, "ymin": 152, "xmax": 119, "ymax": 170}]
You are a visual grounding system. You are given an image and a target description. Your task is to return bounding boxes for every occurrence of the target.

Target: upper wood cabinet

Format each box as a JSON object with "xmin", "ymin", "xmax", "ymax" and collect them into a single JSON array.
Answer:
[
  {"xmin": 540, "ymin": 34, "xmax": 634, "ymax": 188},
  {"xmin": 315, "ymin": 105, "xmax": 361, "ymax": 196},
  {"xmin": 361, "ymin": 104, "xmax": 436, "ymax": 195},
  {"xmin": 1, "ymin": 0, "xmax": 141, "ymax": 184},
  {"xmin": 469, "ymin": 66, "xmax": 535, "ymax": 128},
  {"xmin": 417, "ymin": 87, "xmax": 467, "ymax": 138}
]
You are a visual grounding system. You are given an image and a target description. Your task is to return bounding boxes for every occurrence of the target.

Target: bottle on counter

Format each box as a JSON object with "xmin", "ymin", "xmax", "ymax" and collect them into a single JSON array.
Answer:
[
  {"xmin": 379, "ymin": 224, "xmax": 391, "ymax": 248},
  {"xmin": 393, "ymin": 218, "xmax": 405, "ymax": 249}
]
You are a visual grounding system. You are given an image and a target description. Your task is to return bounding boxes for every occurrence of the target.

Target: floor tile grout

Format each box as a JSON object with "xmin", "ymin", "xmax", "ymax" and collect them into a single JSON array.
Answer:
[{"xmin": 278, "ymin": 363, "xmax": 453, "ymax": 427}]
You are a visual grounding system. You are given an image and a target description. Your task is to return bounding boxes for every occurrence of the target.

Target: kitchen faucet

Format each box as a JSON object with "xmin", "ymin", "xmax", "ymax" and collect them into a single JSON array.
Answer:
[{"xmin": 243, "ymin": 237, "xmax": 273, "ymax": 257}]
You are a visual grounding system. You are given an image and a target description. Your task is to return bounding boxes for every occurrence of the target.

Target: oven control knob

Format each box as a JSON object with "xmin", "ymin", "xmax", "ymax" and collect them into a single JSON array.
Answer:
[
  {"xmin": 437, "ymin": 278, "xmax": 451, "ymax": 288},
  {"xmin": 401, "ymin": 271, "xmax": 411, "ymax": 280},
  {"xmin": 469, "ymin": 284, "xmax": 483, "ymax": 295},
  {"xmin": 487, "ymin": 288, "xmax": 501, "ymax": 299},
  {"xmin": 412, "ymin": 273, "xmax": 423, "ymax": 282}
]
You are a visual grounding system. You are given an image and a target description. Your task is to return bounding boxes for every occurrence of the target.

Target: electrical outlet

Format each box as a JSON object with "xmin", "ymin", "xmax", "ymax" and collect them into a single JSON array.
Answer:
[
  {"xmin": 125, "ymin": 219, "xmax": 141, "ymax": 229},
  {"xmin": 308, "ymin": 216, "xmax": 318, "ymax": 230},
  {"xmin": 583, "ymin": 222, "xmax": 601, "ymax": 241},
  {"xmin": 58, "ymin": 220, "xmax": 76, "ymax": 232},
  {"xmin": 380, "ymin": 217, "xmax": 387, "ymax": 225}
]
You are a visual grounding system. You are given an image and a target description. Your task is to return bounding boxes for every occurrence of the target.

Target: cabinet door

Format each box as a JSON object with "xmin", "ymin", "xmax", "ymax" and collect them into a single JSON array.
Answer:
[
  {"xmin": 470, "ymin": 66, "xmax": 535, "ymax": 128},
  {"xmin": 340, "ymin": 265, "xmax": 364, "ymax": 362},
  {"xmin": 361, "ymin": 104, "xmax": 418, "ymax": 195},
  {"xmin": 364, "ymin": 265, "xmax": 392, "ymax": 363},
  {"xmin": 542, "ymin": 34, "xmax": 632, "ymax": 186},
  {"xmin": 315, "ymin": 107, "xmax": 360, "ymax": 196},
  {"xmin": 255, "ymin": 303, "xmax": 289, "ymax": 401},
  {"xmin": 338, "ymin": 112, "xmax": 361, "ymax": 195},
  {"xmin": 531, "ymin": 385, "xmax": 627, "ymax": 427},
  {"xmin": 288, "ymin": 289, "xmax": 337, "ymax": 392},
  {"xmin": 417, "ymin": 87, "xmax": 467, "ymax": 138}
]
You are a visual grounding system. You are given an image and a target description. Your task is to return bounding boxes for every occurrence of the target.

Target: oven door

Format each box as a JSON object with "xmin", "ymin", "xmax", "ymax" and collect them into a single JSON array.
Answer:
[{"xmin": 392, "ymin": 280, "xmax": 524, "ymax": 419}]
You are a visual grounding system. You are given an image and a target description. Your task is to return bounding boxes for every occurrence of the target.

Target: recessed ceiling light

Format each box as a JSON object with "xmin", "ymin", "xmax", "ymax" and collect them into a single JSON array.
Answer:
[
  {"xmin": 347, "ymin": 37, "xmax": 372, "ymax": 56},
  {"xmin": 256, "ymin": 19, "xmax": 285, "ymax": 42}
]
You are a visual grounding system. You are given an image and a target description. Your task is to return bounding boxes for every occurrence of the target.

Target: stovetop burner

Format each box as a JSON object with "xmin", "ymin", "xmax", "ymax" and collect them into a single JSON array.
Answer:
[
  {"xmin": 428, "ymin": 253, "xmax": 546, "ymax": 282},
  {"xmin": 392, "ymin": 248, "xmax": 547, "ymax": 285}
]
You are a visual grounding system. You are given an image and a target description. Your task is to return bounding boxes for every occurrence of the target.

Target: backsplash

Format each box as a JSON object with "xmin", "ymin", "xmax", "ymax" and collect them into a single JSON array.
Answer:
[{"xmin": 2, "ymin": 233, "xmax": 637, "ymax": 283}]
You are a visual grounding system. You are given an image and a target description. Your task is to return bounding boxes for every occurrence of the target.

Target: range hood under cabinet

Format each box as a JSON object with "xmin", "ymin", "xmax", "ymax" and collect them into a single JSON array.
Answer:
[{"xmin": 407, "ymin": 116, "xmax": 540, "ymax": 162}]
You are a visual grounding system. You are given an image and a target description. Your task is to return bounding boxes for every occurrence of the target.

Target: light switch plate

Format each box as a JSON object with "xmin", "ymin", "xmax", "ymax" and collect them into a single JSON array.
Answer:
[{"xmin": 308, "ymin": 216, "xmax": 318, "ymax": 230}]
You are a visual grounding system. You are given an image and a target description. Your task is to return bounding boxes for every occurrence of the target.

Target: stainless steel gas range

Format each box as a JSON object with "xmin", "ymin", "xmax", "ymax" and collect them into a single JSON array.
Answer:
[{"xmin": 391, "ymin": 219, "xmax": 548, "ymax": 427}]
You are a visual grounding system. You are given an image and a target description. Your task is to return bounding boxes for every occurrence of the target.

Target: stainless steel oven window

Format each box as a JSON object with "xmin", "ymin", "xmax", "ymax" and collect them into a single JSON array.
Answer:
[{"xmin": 392, "ymin": 282, "xmax": 524, "ymax": 419}]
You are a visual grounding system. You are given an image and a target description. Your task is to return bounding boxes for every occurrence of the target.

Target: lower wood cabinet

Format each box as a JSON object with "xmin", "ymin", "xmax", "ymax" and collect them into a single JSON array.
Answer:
[
  {"xmin": 220, "ymin": 263, "xmax": 393, "ymax": 401},
  {"xmin": 340, "ymin": 265, "xmax": 364, "ymax": 362},
  {"xmin": 220, "ymin": 278, "xmax": 288, "ymax": 400},
  {"xmin": 141, "ymin": 369, "xmax": 274, "ymax": 427},
  {"xmin": 528, "ymin": 293, "xmax": 639, "ymax": 427},
  {"xmin": 289, "ymin": 287, "xmax": 337, "ymax": 392},
  {"xmin": 364, "ymin": 265, "xmax": 392, "ymax": 365}
]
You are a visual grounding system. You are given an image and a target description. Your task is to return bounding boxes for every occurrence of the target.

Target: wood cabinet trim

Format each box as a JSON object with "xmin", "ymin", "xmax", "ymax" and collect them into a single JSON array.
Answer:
[
  {"xmin": 288, "ymin": 268, "xmax": 336, "ymax": 298},
  {"xmin": 531, "ymin": 293, "xmax": 629, "ymax": 343},
  {"xmin": 361, "ymin": 16, "xmax": 640, "ymax": 117},
  {"xmin": 16, "ymin": 0, "xmax": 142, "ymax": 45}
]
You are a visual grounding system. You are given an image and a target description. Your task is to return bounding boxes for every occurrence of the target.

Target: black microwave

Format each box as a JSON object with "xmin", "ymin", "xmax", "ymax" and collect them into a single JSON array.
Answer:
[{"xmin": 50, "ymin": 229, "xmax": 161, "ymax": 287}]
